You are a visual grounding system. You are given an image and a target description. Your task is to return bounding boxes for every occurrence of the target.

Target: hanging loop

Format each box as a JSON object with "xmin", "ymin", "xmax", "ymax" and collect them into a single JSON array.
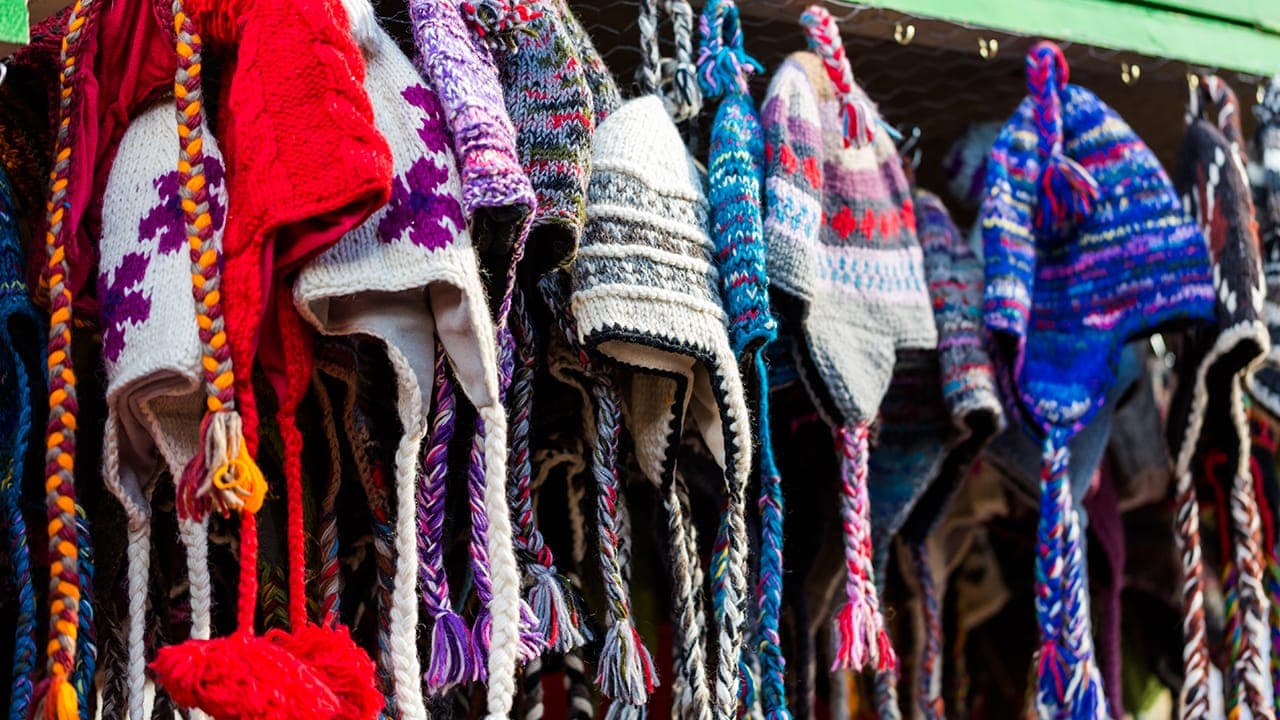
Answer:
[
  {"xmin": 696, "ymin": 0, "xmax": 763, "ymax": 100},
  {"xmin": 800, "ymin": 4, "xmax": 875, "ymax": 148}
]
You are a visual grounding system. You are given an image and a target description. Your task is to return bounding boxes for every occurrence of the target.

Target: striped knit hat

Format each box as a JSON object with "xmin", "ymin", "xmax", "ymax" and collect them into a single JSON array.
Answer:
[
  {"xmin": 152, "ymin": 0, "xmax": 390, "ymax": 717},
  {"xmin": 981, "ymin": 41, "xmax": 1214, "ymax": 719},
  {"xmin": 97, "ymin": 99, "xmax": 230, "ymax": 720},
  {"xmin": 1167, "ymin": 74, "xmax": 1270, "ymax": 719},
  {"xmin": 697, "ymin": 1, "xmax": 790, "ymax": 716},
  {"xmin": 1250, "ymin": 78, "xmax": 1280, "ymax": 417},
  {"xmin": 760, "ymin": 6, "xmax": 936, "ymax": 679},
  {"xmin": 0, "ymin": 165, "xmax": 41, "ymax": 720},
  {"xmin": 569, "ymin": 1, "xmax": 751, "ymax": 714},
  {"xmin": 294, "ymin": 6, "xmax": 525, "ymax": 717}
]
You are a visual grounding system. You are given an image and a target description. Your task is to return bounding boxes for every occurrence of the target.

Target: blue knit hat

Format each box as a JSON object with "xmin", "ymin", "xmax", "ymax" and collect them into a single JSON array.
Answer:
[
  {"xmin": 982, "ymin": 41, "xmax": 1214, "ymax": 719},
  {"xmin": 0, "ymin": 165, "xmax": 41, "ymax": 720},
  {"xmin": 697, "ymin": 1, "xmax": 789, "ymax": 716}
]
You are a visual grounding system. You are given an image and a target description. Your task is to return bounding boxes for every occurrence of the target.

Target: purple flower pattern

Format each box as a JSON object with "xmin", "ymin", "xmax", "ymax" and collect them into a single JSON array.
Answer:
[
  {"xmin": 377, "ymin": 85, "xmax": 465, "ymax": 249},
  {"xmin": 101, "ymin": 157, "xmax": 226, "ymax": 362}
]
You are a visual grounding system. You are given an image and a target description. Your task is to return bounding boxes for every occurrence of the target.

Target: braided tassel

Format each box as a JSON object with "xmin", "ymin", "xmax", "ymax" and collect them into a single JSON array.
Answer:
[
  {"xmin": 666, "ymin": 476, "xmax": 712, "ymax": 719},
  {"xmin": 799, "ymin": 5, "xmax": 873, "ymax": 148},
  {"xmin": 831, "ymin": 424, "xmax": 894, "ymax": 674},
  {"xmin": 417, "ymin": 349, "xmax": 475, "ymax": 693},
  {"xmin": 563, "ymin": 471, "xmax": 596, "ymax": 720},
  {"xmin": 509, "ymin": 290, "xmax": 590, "ymax": 654},
  {"xmin": 73, "ymin": 506, "xmax": 96, "ymax": 720},
  {"xmin": 2, "ymin": 464, "xmax": 37, "ymax": 720},
  {"xmin": 1172, "ymin": 472, "xmax": 1213, "ymax": 719},
  {"xmin": 1228, "ymin": 468, "xmax": 1274, "ymax": 720},
  {"xmin": 910, "ymin": 542, "xmax": 945, "ymax": 720},
  {"xmin": 1266, "ymin": 560, "xmax": 1280, "ymax": 720},
  {"xmin": 752, "ymin": 354, "xmax": 789, "ymax": 720},
  {"xmin": 36, "ymin": 1, "xmax": 95, "ymax": 715},
  {"xmin": 312, "ymin": 376, "xmax": 344, "ymax": 628},
  {"xmin": 1223, "ymin": 562, "xmax": 1245, "ymax": 719},
  {"xmin": 1025, "ymin": 41, "xmax": 1098, "ymax": 235}
]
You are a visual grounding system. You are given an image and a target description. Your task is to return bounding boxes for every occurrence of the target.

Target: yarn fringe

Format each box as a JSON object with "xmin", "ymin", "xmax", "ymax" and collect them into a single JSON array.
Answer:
[
  {"xmin": 1038, "ymin": 153, "xmax": 1098, "ymax": 234},
  {"xmin": 177, "ymin": 411, "xmax": 266, "ymax": 521},
  {"xmin": 267, "ymin": 625, "xmax": 383, "ymax": 720},
  {"xmin": 424, "ymin": 611, "xmax": 475, "ymax": 693},
  {"xmin": 469, "ymin": 601, "xmax": 546, "ymax": 678},
  {"xmin": 525, "ymin": 564, "xmax": 592, "ymax": 653},
  {"xmin": 34, "ymin": 674, "xmax": 77, "ymax": 720},
  {"xmin": 830, "ymin": 601, "xmax": 895, "ymax": 673},
  {"xmin": 596, "ymin": 621, "xmax": 658, "ymax": 707}
]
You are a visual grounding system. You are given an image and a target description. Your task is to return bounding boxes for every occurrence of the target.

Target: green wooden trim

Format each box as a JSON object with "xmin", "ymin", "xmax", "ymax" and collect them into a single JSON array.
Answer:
[
  {"xmin": 0, "ymin": 0, "xmax": 29, "ymax": 45},
  {"xmin": 839, "ymin": 0, "xmax": 1280, "ymax": 76}
]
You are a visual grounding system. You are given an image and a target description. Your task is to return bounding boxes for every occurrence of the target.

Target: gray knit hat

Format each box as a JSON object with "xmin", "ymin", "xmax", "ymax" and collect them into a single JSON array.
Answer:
[{"xmin": 569, "ymin": 3, "xmax": 751, "ymax": 710}]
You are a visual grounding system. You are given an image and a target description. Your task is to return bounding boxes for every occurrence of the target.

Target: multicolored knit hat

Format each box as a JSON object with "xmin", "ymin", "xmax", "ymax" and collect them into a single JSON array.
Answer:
[
  {"xmin": 981, "ymin": 41, "xmax": 1214, "ymax": 719},
  {"xmin": 97, "ymin": 98, "xmax": 232, "ymax": 720},
  {"xmin": 0, "ymin": 164, "xmax": 41, "ymax": 720},
  {"xmin": 696, "ymin": 1, "xmax": 790, "ymax": 716},
  {"xmin": 1249, "ymin": 77, "xmax": 1280, "ymax": 417},
  {"xmin": 293, "ymin": 6, "xmax": 525, "ymax": 716},
  {"xmin": 151, "ymin": 0, "xmax": 390, "ymax": 717},
  {"xmin": 554, "ymin": 0, "xmax": 622, "ymax": 121},
  {"xmin": 941, "ymin": 123, "xmax": 1001, "ymax": 210},
  {"xmin": 760, "ymin": 5, "xmax": 936, "ymax": 678},
  {"xmin": 1167, "ymin": 74, "xmax": 1270, "ymax": 720},
  {"xmin": 569, "ymin": 1, "xmax": 751, "ymax": 714},
  {"xmin": 409, "ymin": 0, "xmax": 535, "ymax": 272}
]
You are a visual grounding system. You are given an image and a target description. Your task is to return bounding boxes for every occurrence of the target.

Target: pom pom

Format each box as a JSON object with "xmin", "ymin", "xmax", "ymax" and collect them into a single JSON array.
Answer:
[
  {"xmin": 596, "ymin": 621, "xmax": 658, "ymax": 706},
  {"xmin": 151, "ymin": 634, "xmax": 341, "ymax": 720},
  {"xmin": 1037, "ymin": 153, "xmax": 1099, "ymax": 236},
  {"xmin": 423, "ymin": 611, "xmax": 474, "ymax": 693},
  {"xmin": 267, "ymin": 625, "xmax": 383, "ymax": 720},
  {"xmin": 525, "ymin": 564, "xmax": 592, "ymax": 653}
]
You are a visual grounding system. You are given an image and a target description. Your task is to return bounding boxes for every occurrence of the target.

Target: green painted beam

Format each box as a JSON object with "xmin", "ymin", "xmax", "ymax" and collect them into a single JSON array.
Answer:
[{"xmin": 838, "ymin": 0, "xmax": 1280, "ymax": 76}]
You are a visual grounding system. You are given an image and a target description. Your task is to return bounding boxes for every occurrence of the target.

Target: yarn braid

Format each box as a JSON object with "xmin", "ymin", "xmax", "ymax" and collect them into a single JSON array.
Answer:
[
  {"xmin": 173, "ymin": 0, "xmax": 265, "ymax": 523},
  {"xmin": 418, "ymin": 348, "xmax": 474, "ymax": 693},
  {"xmin": 1172, "ymin": 472, "xmax": 1212, "ymax": 719},
  {"xmin": 73, "ymin": 506, "xmax": 96, "ymax": 720},
  {"xmin": 509, "ymin": 289, "xmax": 589, "ymax": 653},
  {"xmin": 798, "ymin": 5, "xmax": 873, "ymax": 148},
  {"xmin": 1266, "ymin": 560, "xmax": 1280, "ymax": 720},
  {"xmin": 1228, "ymin": 467, "xmax": 1274, "ymax": 720},
  {"xmin": 710, "ymin": 409, "xmax": 751, "ymax": 720},
  {"xmin": 909, "ymin": 542, "xmax": 944, "ymax": 720},
  {"xmin": 3, "ymin": 463, "xmax": 37, "ymax": 720},
  {"xmin": 312, "ymin": 376, "xmax": 343, "ymax": 627},
  {"xmin": 38, "ymin": 1, "xmax": 96, "ymax": 715},
  {"xmin": 666, "ymin": 475, "xmax": 712, "ymax": 720},
  {"xmin": 831, "ymin": 424, "xmax": 893, "ymax": 673},
  {"xmin": 520, "ymin": 656, "xmax": 545, "ymax": 720},
  {"xmin": 1055, "ymin": 462, "xmax": 1108, "ymax": 719},
  {"xmin": 563, "ymin": 465, "xmax": 595, "ymax": 720},
  {"xmin": 752, "ymin": 354, "xmax": 788, "ymax": 720},
  {"xmin": 1223, "ymin": 562, "xmax": 1244, "ymax": 719}
]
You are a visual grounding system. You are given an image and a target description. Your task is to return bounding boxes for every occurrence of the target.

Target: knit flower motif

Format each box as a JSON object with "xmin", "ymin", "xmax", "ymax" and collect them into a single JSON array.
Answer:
[
  {"xmin": 100, "ymin": 158, "xmax": 227, "ymax": 362},
  {"xmin": 378, "ymin": 85, "xmax": 465, "ymax": 249}
]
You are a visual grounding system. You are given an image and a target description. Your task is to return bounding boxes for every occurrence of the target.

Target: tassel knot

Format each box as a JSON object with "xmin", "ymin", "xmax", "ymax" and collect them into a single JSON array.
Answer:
[
  {"xmin": 696, "ymin": 0, "xmax": 760, "ymax": 100},
  {"xmin": 1025, "ymin": 41, "xmax": 1098, "ymax": 236}
]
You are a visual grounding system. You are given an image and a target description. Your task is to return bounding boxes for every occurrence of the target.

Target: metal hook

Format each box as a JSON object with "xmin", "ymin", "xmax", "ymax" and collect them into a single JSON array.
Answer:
[
  {"xmin": 977, "ymin": 37, "xmax": 998, "ymax": 60},
  {"xmin": 893, "ymin": 22, "xmax": 914, "ymax": 46},
  {"xmin": 1121, "ymin": 62, "xmax": 1141, "ymax": 85},
  {"xmin": 1260, "ymin": 82, "xmax": 1268, "ymax": 105}
]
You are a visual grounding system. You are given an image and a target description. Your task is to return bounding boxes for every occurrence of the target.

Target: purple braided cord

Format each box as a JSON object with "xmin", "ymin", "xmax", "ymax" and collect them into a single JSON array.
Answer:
[
  {"xmin": 910, "ymin": 542, "xmax": 944, "ymax": 720},
  {"xmin": 417, "ymin": 346, "xmax": 475, "ymax": 693}
]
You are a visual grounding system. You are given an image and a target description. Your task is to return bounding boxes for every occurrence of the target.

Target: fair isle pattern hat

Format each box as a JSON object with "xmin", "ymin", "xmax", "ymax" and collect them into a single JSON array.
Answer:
[
  {"xmin": 294, "ymin": 6, "xmax": 523, "ymax": 719},
  {"xmin": 1249, "ymin": 78, "xmax": 1280, "ymax": 418},
  {"xmin": 0, "ymin": 163, "xmax": 42, "ymax": 720},
  {"xmin": 981, "ymin": 41, "xmax": 1213, "ymax": 719},
  {"xmin": 570, "ymin": 0, "xmax": 751, "ymax": 712},
  {"xmin": 1167, "ymin": 74, "xmax": 1270, "ymax": 719},
  {"xmin": 760, "ymin": 5, "xmax": 936, "ymax": 678},
  {"xmin": 97, "ymin": 100, "xmax": 229, "ymax": 720},
  {"xmin": 409, "ymin": 0, "xmax": 534, "ymax": 266}
]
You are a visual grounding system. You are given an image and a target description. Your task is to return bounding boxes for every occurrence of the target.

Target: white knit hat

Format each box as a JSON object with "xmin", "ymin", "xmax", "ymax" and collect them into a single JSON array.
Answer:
[
  {"xmin": 98, "ymin": 100, "xmax": 225, "ymax": 720},
  {"xmin": 294, "ymin": 5, "xmax": 521, "ymax": 718}
]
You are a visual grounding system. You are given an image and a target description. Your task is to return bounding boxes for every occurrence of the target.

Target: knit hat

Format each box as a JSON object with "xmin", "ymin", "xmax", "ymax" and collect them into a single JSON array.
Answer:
[
  {"xmin": 97, "ymin": 98, "xmax": 232, "ymax": 720},
  {"xmin": 0, "ymin": 164, "xmax": 41, "ymax": 720},
  {"xmin": 569, "ymin": 1, "xmax": 751, "ymax": 713},
  {"xmin": 760, "ymin": 5, "xmax": 936, "ymax": 677},
  {"xmin": 292, "ymin": 7, "xmax": 525, "ymax": 718},
  {"xmin": 941, "ymin": 123, "xmax": 1001, "ymax": 210},
  {"xmin": 409, "ymin": 0, "xmax": 535, "ymax": 281},
  {"xmin": 151, "ymin": 1, "xmax": 389, "ymax": 717},
  {"xmin": 697, "ymin": 1, "xmax": 789, "ymax": 715},
  {"xmin": 981, "ymin": 41, "xmax": 1214, "ymax": 718},
  {"xmin": 1166, "ymin": 74, "xmax": 1270, "ymax": 719},
  {"xmin": 1249, "ymin": 78, "xmax": 1280, "ymax": 417},
  {"xmin": 554, "ymin": 0, "xmax": 622, "ymax": 121}
]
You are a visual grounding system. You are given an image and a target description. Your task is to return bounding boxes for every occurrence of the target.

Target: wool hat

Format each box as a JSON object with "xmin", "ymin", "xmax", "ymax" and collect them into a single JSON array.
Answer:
[
  {"xmin": 981, "ymin": 41, "xmax": 1214, "ymax": 719},
  {"xmin": 479, "ymin": 0, "xmax": 595, "ymax": 276},
  {"xmin": 554, "ymin": 0, "xmax": 622, "ymax": 121},
  {"xmin": 292, "ymin": 6, "xmax": 524, "ymax": 718},
  {"xmin": 97, "ymin": 98, "xmax": 232, "ymax": 720},
  {"xmin": 1249, "ymin": 78, "xmax": 1280, "ymax": 417},
  {"xmin": 569, "ymin": 0, "xmax": 751, "ymax": 710},
  {"xmin": 409, "ymin": 0, "xmax": 534, "ymax": 276},
  {"xmin": 1166, "ymin": 74, "xmax": 1270, "ymax": 719},
  {"xmin": 151, "ymin": 2, "xmax": 388, "ymax": 718},
  {"xmin": 0, "ymin": 164, "xmax": 42, "ymax": 720},
  {"xmin": 760, "ymin": 6, "xmax": 936, "ymax": 679},
  {"xmin": 697, "ymin": 1, "xmax": 790, "ymax": 716},
  {"xmin": 941, "ymin": 123, "xmax": 1001, "ymax": 211}
]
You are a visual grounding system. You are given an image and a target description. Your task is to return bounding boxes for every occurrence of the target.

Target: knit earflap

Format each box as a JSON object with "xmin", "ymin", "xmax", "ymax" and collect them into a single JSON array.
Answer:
[
  {"xmin": 798, "ymin": 5, "xmax": 872, "ymax": 149},
  {"xmin": 1025, "ymin": 42, "xmax": 1099, "ymax": 236},
  {"xmin": 33, "ymin": 1, "xmax": 97, "ymax": 716}
]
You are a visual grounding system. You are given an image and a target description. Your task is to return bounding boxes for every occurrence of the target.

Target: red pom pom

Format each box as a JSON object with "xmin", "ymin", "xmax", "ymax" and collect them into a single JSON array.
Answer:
[
  {"xmin": 151, "ymin": 634, "xmax": 341, "ymax": 720},
  {"xmin": 268, "ymin": 625, "xmax": 383, "ymax": 720}
]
